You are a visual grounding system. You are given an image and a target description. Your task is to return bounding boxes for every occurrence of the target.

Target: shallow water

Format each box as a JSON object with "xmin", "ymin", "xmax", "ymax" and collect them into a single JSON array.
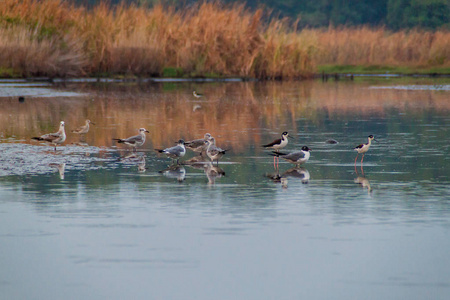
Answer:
[{"xmin": 0, "ymin": 78, "xmax": 449, "ymax": 300}]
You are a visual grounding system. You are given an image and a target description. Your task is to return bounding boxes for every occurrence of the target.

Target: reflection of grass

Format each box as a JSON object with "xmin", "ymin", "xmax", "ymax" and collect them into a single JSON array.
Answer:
[{"xmin": 318, "ymin": 65, "xmax": 450, "ymax": 75}]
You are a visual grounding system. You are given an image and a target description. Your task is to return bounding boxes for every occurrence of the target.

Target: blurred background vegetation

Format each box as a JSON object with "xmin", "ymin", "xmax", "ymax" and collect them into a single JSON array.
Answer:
[{"xmin": 72, "ymin": 0, "xmax": 450, "ymax": 30}]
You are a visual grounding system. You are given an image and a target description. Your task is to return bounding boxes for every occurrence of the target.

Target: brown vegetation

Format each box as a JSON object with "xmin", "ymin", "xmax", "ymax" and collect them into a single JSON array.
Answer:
[
  {"xmin": 312, "ymin": 26, "xmax": 450, "ymax": 67},
  {"xmin": 0, "ymin": 0, "xmax": 449, "ymax": 79}
]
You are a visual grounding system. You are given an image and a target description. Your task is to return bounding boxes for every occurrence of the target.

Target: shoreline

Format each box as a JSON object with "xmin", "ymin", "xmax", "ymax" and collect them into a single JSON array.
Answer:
[{"xmin": 1, "ymin": 73, "xmax": 449, "ymax": 84}]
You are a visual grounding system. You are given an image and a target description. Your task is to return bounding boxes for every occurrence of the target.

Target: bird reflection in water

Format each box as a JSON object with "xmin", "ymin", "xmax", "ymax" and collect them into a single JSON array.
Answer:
[
  {"xmin": 183, "ymin": 155, "xmax": 210, "ymax": 166},
  {"xmin": 159, "ymin": 165, "xmax": 186, "ymax": 182},
  {"xmin": 204, "ymin": 162, "xmax": 225, "ymax": 185},
  {"xmin": 137, "ymin": 156, "xmax": 146, "ymax": 173},
  {"xmin": 266, "ymin": 167, "xmax": 310, "ymax": 188},
  {"xmin": 119, "ymin": 152, "xmax": 147, "ymax": 173},
  {"xmin": 283, "ymin": 167, "xmax": 310, "ymax": 184},
  {"xmin": 354, "ymin": 175, "xmax": 372, "ymax": 195},
  {"xmin": 49, "ymin": 163, "xmax": 65, "ymax": 179}
]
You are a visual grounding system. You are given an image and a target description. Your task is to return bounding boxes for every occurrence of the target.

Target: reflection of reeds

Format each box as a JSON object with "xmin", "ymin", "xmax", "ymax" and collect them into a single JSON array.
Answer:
[{"xmin": 1, "ymin": 82, "xmax": 448, "ymax": 152}]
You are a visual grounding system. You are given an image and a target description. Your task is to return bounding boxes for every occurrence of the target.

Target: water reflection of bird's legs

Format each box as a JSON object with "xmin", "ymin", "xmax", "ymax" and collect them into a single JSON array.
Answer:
[
  {"xmin": 360, "ymin": 154, "xmax": 365, "ymax": 175},
  {"xmin": 354, "ymin": 154, "xmax": 359, "ymax": 172},
  {"xmin": 273, "ymin": 155, "xmax": 280, "ymax": 171}
]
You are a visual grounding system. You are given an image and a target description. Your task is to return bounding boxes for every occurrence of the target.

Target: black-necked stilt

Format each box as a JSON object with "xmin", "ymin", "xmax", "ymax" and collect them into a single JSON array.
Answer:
[
  {"xmin": 193, "ymin": 91, "xmax": 203, "ymax": 98},
  {"xmin": 113, "ymin": 128, "xmax": 149, "ymax": 152},
  {"xmin": 31, "ymin": 121, "xmax": 66, "ymax": 151},
  {"xmin": 354, "ymin": 135, "xmax": 376, "ymax": 167},
  {"xmin": 185, "ymin": 133, "xmax": 212, "ymax": 156},
  {"xmin": 72, "ymin": 119, "xmax": 95, "ymax": 135},
  {"xmin": 272, "ymin": 146, "xmax": 311, "ymax": 166},
  {"xmin": 155, "ymin": 139, "xmax": 186, "ymax": 164},
  {"xmin": 262, "ymin": 131, "xmax": 291, "ymax": 168},
  {"xmin": 206, "ymin": 137, "xmax": 228, "ymax": 165}
]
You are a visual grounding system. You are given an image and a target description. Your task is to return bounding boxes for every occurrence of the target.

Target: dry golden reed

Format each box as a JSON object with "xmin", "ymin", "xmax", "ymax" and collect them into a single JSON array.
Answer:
[
  {"xmin": 0, "ymin": 0, "xmax": 448, "ymax": 79},
  {"xmin": 312, "ymin": 26, "xmax": 450, "ymax": 67}
]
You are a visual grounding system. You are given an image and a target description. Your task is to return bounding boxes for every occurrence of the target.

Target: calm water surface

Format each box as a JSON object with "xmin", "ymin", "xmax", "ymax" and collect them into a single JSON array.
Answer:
[{"xmin": 1, "ymin": 78, "xmax": 449, "ymax": 300}]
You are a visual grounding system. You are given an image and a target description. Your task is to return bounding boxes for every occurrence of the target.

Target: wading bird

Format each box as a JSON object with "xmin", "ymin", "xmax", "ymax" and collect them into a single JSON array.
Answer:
[
  {"xmin": 113, "ymin": 128, "xmax": 149, "ymax": 152},
  {"xmin": 31, "ymin": 121, "xmax": 66, "ymax": 151},
  {"xmin": 72, "ymin": 119, "xmax": 94, "ymax": 135},
  {"xmin": 206, "ymin": 137, "xmax": 228, "ymax": 165},
  {"xmin": 185, "ymin": 133, "xmax": 212, "ymax": 156},
  {"xmin": 155, "ymin": 139, "xmax": 186, "ymax": 164},
  {"xmin": 354, "ymin": 135, "xmax": 377, "ymax": 168},
  {"xmin": 272, "ymin": 146, "xmax": 311, "ymax": 166},
  {"xmin": 193, "ymin": 91, "xmax": 203, "ymax": 98},
  {"xmin": 262, "ymin": 131, "xmax": 291, "ymax": 168}
]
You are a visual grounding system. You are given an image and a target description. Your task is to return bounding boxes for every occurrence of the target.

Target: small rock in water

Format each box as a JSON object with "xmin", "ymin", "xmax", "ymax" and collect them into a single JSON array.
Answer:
[
  {"xmin": 326, "ymin": 139, "xmax": 339, "ymax": 144},
  {"xmin": 18, "ymin": 96, "xmax": 25, "ymax": 103}
]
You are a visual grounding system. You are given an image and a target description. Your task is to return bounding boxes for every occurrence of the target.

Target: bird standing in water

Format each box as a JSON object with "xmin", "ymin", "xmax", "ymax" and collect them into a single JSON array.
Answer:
[
  {"xmin": 262, "ymin": 131, "xmax": 291, "ymax": 168},
  {"xmin": 72, "ymin": 119, "xmax": 94, "ymax": 135},
  {"xmin": 206, "ymin": 137, "xmax": 228, "ymax": 165},
  {"xmin": 31, "ymin": 121, "xmax": 66, "ymax": 151},
  {"xmin": 185, "ymin": 133, "xmax": 212, "ymax": 156},
  {"xmin": 273, "ymin": 146, "xmax": 312, "ymax": 166},
  {"xmin": 113, "ymin": 128, "xmax": 149, "ymax": 152},
  {"xmin": 155, "ymin": 139, "xmax": 186, "ymax": 164},
  {"xmin": 354, "ymin": 135, "xmax": 377, "ymax": 169}
]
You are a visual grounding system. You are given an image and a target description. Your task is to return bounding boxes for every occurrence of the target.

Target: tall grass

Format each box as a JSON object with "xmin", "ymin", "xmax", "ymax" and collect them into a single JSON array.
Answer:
[
  {"xmin": 312, "ymin": 26, "xmax": 450, "ymax": 67},
  {"xmin": 0, "ymin": 0, "xmax": 448, "ymax": 79}
]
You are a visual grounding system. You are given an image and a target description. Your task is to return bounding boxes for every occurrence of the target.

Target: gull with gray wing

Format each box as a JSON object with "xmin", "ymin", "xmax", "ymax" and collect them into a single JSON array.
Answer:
[
  {"xmin": 112, "ymin": 128, "xmax": 149, "ymax": 152},
  {"xmin": 185, "ymin": 133, "xmax": 212, "ymax": 156},
  {"xmin": 155, "ymin": 139, "xmax": 186, "ymax": 164},
  {"xmin": 31, "ymin": 121, "xmax": 66, "ymax": 151},
  {"xmin": 272, "ymin": 146, "xmax": 311, "ymax": 166},
  {"xmin": 206, "ymin": 137, "xmax": 228, "ymax": 165}
]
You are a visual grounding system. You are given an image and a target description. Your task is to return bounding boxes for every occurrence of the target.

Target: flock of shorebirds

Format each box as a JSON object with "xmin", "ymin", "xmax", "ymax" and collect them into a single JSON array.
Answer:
[
  {"xmin": 30, "ymin": 118, "xmax": 377, "ymax": 172},
  {"xmin": 30, "ymin": 91, "xmax": 377, "ymax": 174}
]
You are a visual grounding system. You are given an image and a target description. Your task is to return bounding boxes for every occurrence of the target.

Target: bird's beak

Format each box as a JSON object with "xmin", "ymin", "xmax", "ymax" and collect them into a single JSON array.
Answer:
[
  {"xmin": 91, "ymin": 122, "xmax": 96, "ymax": 125},
  {"xmin": 373, "ymin": 139, "xmax": 378, "ymax": 142},
  {"xmin": 145, "ymin": 130, "xmax": 150, "ymax": 133},
  {"xmin": 289, "ymin": 136, "xmax": 295, "ymax": 140}
]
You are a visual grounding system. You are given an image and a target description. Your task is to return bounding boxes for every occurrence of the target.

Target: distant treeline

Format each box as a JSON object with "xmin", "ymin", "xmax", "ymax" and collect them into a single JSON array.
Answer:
[{"xmin": 70, "ymin": 0, "xmax": 450, "ymax": 30}]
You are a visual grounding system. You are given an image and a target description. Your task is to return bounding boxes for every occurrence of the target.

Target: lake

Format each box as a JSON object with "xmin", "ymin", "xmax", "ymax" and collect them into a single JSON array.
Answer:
[{"xmin": 1, "ymin": 77, "xmax": 449, "ymax": 300}]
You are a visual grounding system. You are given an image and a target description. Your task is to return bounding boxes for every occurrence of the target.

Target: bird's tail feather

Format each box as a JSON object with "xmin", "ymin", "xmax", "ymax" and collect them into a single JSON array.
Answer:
[{"xmin": 270, "ymin": 151, "xmax": 288, "ymax": 157}]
